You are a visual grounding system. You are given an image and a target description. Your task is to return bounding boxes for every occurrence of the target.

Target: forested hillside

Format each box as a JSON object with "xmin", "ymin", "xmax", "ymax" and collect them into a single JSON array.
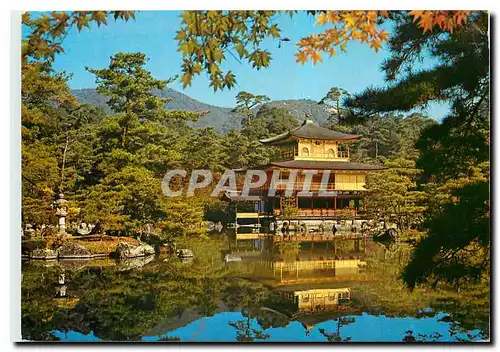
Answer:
[{"xmin": 72, "ymin": 88, "xmax": 334, "ymax": 132}]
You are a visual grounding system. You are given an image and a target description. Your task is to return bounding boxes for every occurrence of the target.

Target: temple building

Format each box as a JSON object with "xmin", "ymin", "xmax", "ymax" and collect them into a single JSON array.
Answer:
[{"xmin": 249, "ymin": 119, "xmax": 386, "ymax": 219}]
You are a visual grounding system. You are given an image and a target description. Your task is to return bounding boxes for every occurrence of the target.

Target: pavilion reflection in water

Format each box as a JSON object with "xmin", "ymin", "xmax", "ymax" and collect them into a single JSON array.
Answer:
[
  {"xmin": 223, "ymin": 231, "xmax": 370, "ymax": 284},
  {"xmin": 286, "ymin": 288, "xmax": 352, "ymax": 312}
]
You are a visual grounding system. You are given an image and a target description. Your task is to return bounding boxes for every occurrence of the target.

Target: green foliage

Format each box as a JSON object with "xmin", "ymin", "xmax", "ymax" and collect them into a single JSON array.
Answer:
[
  {"xmin": 22, "ymin": 142, "xmax": 59, "ymax": 225},
  {"xmin": 21, "ymin": 238, "xmax": 48, "ymax": 253},
  {"xmin": 416, "ymin": 106, "xmax": 489, "ymax": 184},
  {"xmin": 22, "ymin": 11, "xmax": 135, "ymax": 62},
  {"xmin": 67, "ymin": 53, "xmax": 207, "ymax": 237},
  {"xmin": 233, "ymin": 91, "xmax": 270, "ymax": 127},
  {"xmin": 275, "ymin": 241, "xmax": 300, "ymax": 262},
  {"xmin": 364, "ymin": 158, "xmax": 426, "ymax": 233},
  {"xmin": 319, "ymin": 87, "xmax": 351, "ymax": 124},
  {"xmin": 345, "ymin": 12, "xmax": 488, "ymax": 119},
  {"xmin": 344, "ymin": 12, "xmax": 490, "ymax": 289},
  {"xmin": 157, "ymin": 197, "xmax": 206, "ymax": 238},
  {"xmin": 328, "ymin": 113, "xmax": 436, "ymax": 162},
  {"xmin": 86, "ymin": 52, "xmax": 201, "ymax": 149},
  {"xmin": 402, "ymin": 181, "xmax": 489, "ymax": 290},
  {"xmin": 86, "ymin": 53, "xmax": 169, "ymax": 117},
  {"xmin": 176, "ymin": 11, "xmax": 284, "ymax": 91},
  {"xmin": 280, "ymin": 197, "xmax": 299, "ymax": 222},
  {"xmin": 245, "ymin": 105, "xmax": 299, "ymax": 139},
  {"xmin": 220, "ymin": 106, "xmax": 300, "ymax": 169},
  {"xmin": 20, "ymin": 9, "xmax": 490, "ymax": 304},
  {"xmin": 21, "ymin": 57, "xmax": 83, "ymax": 226},
  {"xmin": 183, "ymin": 128, "xmax": 226, "ymax": 171}
]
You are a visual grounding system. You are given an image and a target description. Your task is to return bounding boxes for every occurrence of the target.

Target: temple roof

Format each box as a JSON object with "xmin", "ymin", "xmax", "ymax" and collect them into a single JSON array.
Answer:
[
  {"xmin": 259, "ymin": 120, "xmax": 360, "ymax": 145},
  {"xmin": 268, "ymin": 160, "xmax": 387, "ymax": 171}
]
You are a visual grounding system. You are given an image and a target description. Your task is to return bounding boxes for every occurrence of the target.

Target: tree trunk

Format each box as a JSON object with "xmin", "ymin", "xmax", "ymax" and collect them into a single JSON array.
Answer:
[
  {"xmin": 59, "ymin": 133, "xmax": 70, "ymax": 191},
  {"xmin": 336, "ymin": 100, "xmax": 341, "ymax": 123},
  {"xmin": 121, "ymin": 125, "xmax": 128, "ymax": 148}
]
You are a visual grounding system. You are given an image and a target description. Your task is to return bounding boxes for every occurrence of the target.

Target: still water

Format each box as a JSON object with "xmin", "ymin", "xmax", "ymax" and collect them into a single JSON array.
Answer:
[{"xmin": 21, "ymin": 234, "xmax": 490, "ymax": 342}]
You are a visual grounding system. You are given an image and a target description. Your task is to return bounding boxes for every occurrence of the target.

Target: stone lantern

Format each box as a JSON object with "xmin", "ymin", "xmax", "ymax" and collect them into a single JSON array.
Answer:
[{"xmin": 55, "ymin": 192, "xmax": 68, "ymax": 235}]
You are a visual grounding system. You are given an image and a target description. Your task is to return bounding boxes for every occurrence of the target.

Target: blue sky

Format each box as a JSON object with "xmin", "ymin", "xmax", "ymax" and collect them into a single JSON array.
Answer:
[{"xmin": 33, "ymin": 11, "xmax": 449, "ymax": 120}]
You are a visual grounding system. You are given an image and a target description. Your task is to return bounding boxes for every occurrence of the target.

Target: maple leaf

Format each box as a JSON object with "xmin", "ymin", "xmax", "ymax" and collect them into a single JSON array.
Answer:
[
  {"xmin": 435, "ymin": 14, "xmax": 447, "ymax": 29},
  {"xmin": 454, "ymin": 11, "xmax": 470, "ymax": 26},
  {"xmin": 316, "ymin": 12, "xmax": 328, "ymax": 26},
  {"xmin": 409, "ymin": 10, "xmax": 424, "ymax": 23},
  {"xmin": 180, "ymin": 72, "xmax": 192, "ymax": 88},
  {"xmin": 351, "ymin": 29, "xmax": 361, "ymax": 40},
  {"xmin": 366, "ymin": 11, "xmax": 378, "ymax": 22},
  {"xmin": 327, "ymin": 11, "xmax": 340, "ymax": 23},
  {"xmin": 369, "ymin": 38, "xmax": 382, "ymax": 52},
  {"xmin": 92, "ymin": 11, "xmax": 108, "ymax": 27},
  {"xmin": 311, "ymin": 51, "xmax": 323, "ymax": 65},
  {"xmin": 378, "ymin": 30, "xmax": 390, "ymax": 42},
  {"xmin": 419, "ymin": 12, "xmax": 435, "ymax": 33},
  {"xmin": 342, "ymin": 13, "xmax": 357, "ymax": 28},
  {"xmin": 367, "ymin": 22, "xmax": 377, "ymax": 35},
  {"xmin": 295, "ymin": 50, "xmax": 308, "ymax": 65}
]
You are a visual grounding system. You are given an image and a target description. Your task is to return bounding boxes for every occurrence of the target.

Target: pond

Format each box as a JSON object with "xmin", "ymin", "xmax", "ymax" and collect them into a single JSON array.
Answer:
[{"xmin": 21, "ymin": 234, "xmax": 490, "ymax": 342}]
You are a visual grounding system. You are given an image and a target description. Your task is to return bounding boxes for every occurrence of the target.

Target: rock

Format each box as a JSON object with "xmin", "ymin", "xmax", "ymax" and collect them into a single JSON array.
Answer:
[
  {"xmin": 373, "ymin": 228, "xmax": 398, "ymax": 243},
  {"xmin": 117, "ymin": 255, "xmax": 155, "ymax": 271},
  {"xmin": 57, "ymin": 242, "xmax": 92, "ymax": 259},
  {"xmin": 179, "ymin": 256, "xmax": 194, "ymax": 264},
  {"xmin": 207, "ymin": 221, "xmax": 215, "ymax": 231},
  {"xmin": 160, "ymin": 243, "xmax": 175, "ymax": 255},
  {"xmin": 57, "ymin": 259, "xmax": 91, "ymax": 272},
  {"xmin": 224, "ymin": 254, "xmax": 242, "ymax": 262},
  {"xmin": 176, "ymin": 248, "xmax": 194, "ymax": 258},
  {"xmin": 77, "ymin": 222, "xmax": 91, "ymax": 235},
  {"xmin": 113, "ymin": 242, "xmax": 155, "ymax": 259},
  {"xmin": 31, "ymin": 248, "xmax": 57, "ymax": 260},
  {"xmin": 215, "ymin": 221, "xmax": 223, "ymax": 232}
]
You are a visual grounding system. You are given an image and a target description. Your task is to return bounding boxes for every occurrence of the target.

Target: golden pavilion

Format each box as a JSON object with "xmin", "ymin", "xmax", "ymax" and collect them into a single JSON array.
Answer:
[{"xmin": 252, "ymin": 119, "xmax": 386, "ymax": 219}]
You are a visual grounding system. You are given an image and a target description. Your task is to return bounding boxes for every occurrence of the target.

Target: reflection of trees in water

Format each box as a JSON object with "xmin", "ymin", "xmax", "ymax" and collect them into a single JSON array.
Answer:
[
  {"xmin": 432, "ymin": 294, "xmax": 490, "ymax": 341},
  {"xmin": 158, "ymin": 336, "xmax": 181, "ymax": 341},
  {"xmin": 318, "ymin": 316, "xmax": 354, "ymax": 342},
  {"xmin": 194, "ymin": 278, "xmax": 220, "ymax": 317},
  {"xmin": 360, "ymin": 240, "xmax": 490, "ymax": 341},
  {"xmin": 21, "ymin": 262, "xmax": 68, "ymax": 341},
  {"xmin": 402, "ymin": 330, "xmax": 442, "ymax": 342},
  {"xmin": 223, "ymin": 280, "xmax": 290, "ymax": 340},
  {"xmin": 21, "ymin": 236, "xmax": 490, "ymax": 342},
  {"xmin": 254, "ymin": 308, "xmax": 290, "ymax": 330},
  {"xmin": 382, "ymin": 242, "xmax": 414, "ymax": 268},
  {"xmin": 21, "ymin": 237, "xmax": 232, "ymax": 341},
  {"xmin": 228, "ymin": 317, "xmax": 270, "ymax": 342}
]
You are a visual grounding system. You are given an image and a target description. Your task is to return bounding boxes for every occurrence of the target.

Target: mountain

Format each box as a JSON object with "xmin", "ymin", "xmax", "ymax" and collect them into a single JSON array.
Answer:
[
  {"xmin": 71, "ymin": 88, "xmax": 333, "ymax": 132},
  {"xmin": 264, "ymin": 99, "xmax": 334, "ymax": 126}
]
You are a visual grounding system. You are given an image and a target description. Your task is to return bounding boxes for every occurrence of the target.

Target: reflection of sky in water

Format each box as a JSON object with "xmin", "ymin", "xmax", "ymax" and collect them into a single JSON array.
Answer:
[
  {"xmin": 52, "ymin": 330, "xmax": 101, "ymax": 342},
  {"xmin": 52, "ymin": 312, "xmax": 483, "ymax": 342}
]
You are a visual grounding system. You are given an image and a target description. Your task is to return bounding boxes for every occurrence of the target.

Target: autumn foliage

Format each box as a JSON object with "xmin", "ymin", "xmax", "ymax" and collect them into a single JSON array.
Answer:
[
  {"xmin": 409, "ymin": 10, "xmax": 471, "ymax": 33},
  {"xmin": 296, "ymin": 10, "xmax": 472, "ymax": 66}
]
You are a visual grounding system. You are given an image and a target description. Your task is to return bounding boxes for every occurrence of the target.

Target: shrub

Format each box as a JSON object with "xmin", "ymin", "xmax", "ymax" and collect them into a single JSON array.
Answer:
[
  {"xmin": 73, "ymin": 235, "xmax": 140, "ymax": 255},
  {"xmin": 21, "ymin": 238, "xmax": 48, "ymax": 254}
]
